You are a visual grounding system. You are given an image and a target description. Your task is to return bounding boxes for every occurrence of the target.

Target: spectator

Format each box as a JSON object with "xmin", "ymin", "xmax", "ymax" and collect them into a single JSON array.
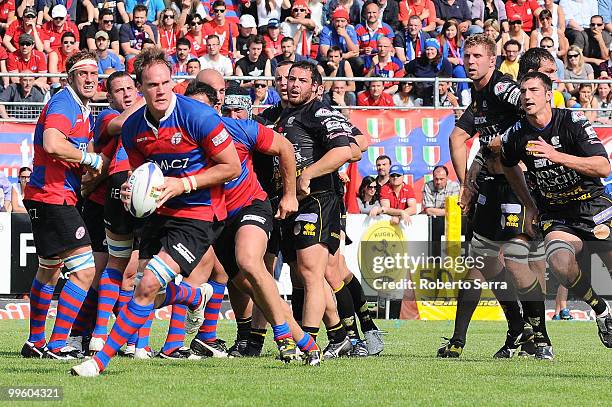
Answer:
[
  {"xmin": 119, "ymin": 4, "xmax": 158, "ymax": 60},
  {"xmin": 215, "ymin": 0, "xmax": 242, "ymax": 25},
  {"xmin": 7, "ymin": 33, "xmax": 48, "ymax": 92},
  {"xmin": 603, "ymin": 0, "xmax": 612, "ymax": 32},
  {"xmin": 10, "ymin": 166, "xmax": 30, "ymax": 214},
  {"xmin": 565, "ymin": 45, "xmax": 594, "ymax": 96},
  {"xmin": 0, "ymin": 74, "xmax": 44, "ymax": 119},
  {"xmin": 125, "ymin": 36, "xmax": 154, "ymax": 73},
  {"xmin": 483, "ymin": 19, "xmax": 508, "ymax": 55},
  {"xmin": 235, "ymin": 35, "xmax": 272, "ymax": 88},
  {"xmin": 42, "ymin": 1, "xmax": 94, "ymax": 24},
  {"xmin": 399, "ymin": 0, "xmax": 437, "ymax": 32},
  {"xmin": 582, "ymin": 15, "xmax": 611, "ymax": 69},
  {"xmin": 169, "ymin": 0, "xmax": 207, "ymax": 24},
  {"xmin": 199, "ymin": 34, "xmax": 234, "ymax": 76},
  {"xmin": 437, "ymin": 78, "xmax": 460, "ymax": 108},
  {"xmin": 280, "ymin": 0, "xmax": 318, "ymax": 57},
  {"xmin": 318, "ymin": 7, "xmax": 360, "ymax": 64},
  {"xmin": 355, "ymin": 1, "xmax": 394, "ymax": 57},
  {"xmin": 126, "ymin": 0, "xmax": 164, "ymax": 23},
  {"xmin": 308, "ymin": 0, "xmax": 325, "ymax": 32},
  {"xmin": 357, "ymin": 176, "xmax": 381, "ymax": 215},
  {"xmin": 326, "ymin": 0, "xmax": 364, "ymax": 26},
  {"xmin": 376, "ymin": 0, "xmax": 400, "ymax": 29},
  {"xmin": 374, "ymin": 154, "xmax": 391, "ymax": 189},
  {"xmin": 322, "ymin": 80, "xmax": 356, "ymax": 117},
  {"xmin": 256, "ymin": 0, "xmax": 290, "ymax": 28},
  {"xmin": 374, "ymin": 164, "xmax": 417, "ymax": 224},
  {"xmin": 434, "ymin": 0, "xmax": 477, "ymax": 35},
  {"xmin": 0, "ymin": 0, "xmax": 16, "ymax": 33},
  {"xmin": 95, "ymin": 30, "xmax": 123, "ymax": 74},
  {"xmin": 405, "ymin": 37, "xmax": 452, "ymax": 105},
  {"xmin": 203, "ymin": 0, "xmax": 239, "ymax": 57},
  {"xmin": 251, "ymin": 79, "xmax": 280, "ymax": 103},
  {"xmin": 173, "ymin": 58, "xmax": 201, "ymax": 94},
  {"xmin": 570, "ymin": 82, "xmax": 597, "ymax": 122},
  {"xmin": 505, "ymin": 0, "xmax": 542, "ymax": 34},
  {"xmin": 540, "ymin": 35, "xmax": 568, "ymax": 100},
  {"xmin": 363, "ymin": 37, "xmax": 404, "ymax": 93},
  {"xmin": 561, "ymin": 0, "xmax": 598, "ymax": 49},
  {"xmin": 3, "ymin": 6, "xmax": 44, "ymax": 53},
  {"xmin": 506, "ymin": 13, "xmax": 530, "ymax": 53},
  {"xmin": 41, "ymin": 4, "xmax": 79, "ymax": 53},
  {"xmin": 599, "ymin": 42, "xmax": 612, "ymax": 76},
  {"xmin": 530, "ymin": 9, "xmax": 569, "ymax": 59},
  {"xmin": 594, "ymin": 81, "xmax": 612, "ymax": 123},
  {"xmin": 394, "ymin": 15, "xmax": 430, "ymax": 65},
  {"xmin": 471, "ymin": 0, "xmax": 507, "ymax": 32},
  {"xmin": 542, "ymin": 0, "xmax": 566, "ymax": 32},
  {"xmin": 357, "ymin": 77, "xmax": 395, "ymax": 106},
  {"xmin": 273, "ymin": 37, "xmax": 319, "ymax": 73},
  {"xmin": 48, "ymin": 31, "xmax": 76, "ymax": 83},
  {"xmin": 264, "ymin": 18, "xmax": 284, "ymax": 59},
  {"xmin": 421, "ymin": 165, "xmax": 460, "ymax": 216},
  {"xmin": 184, "ymin": 13, "xmax": 207, "ymax": 57},
  {"xmin": 438, "ymin": 19, "xmax": 468, "ymax": 98},
  {"xmin": 170, "ymin": 37, "xmax": 195, "ymax": 78},
  {"xmin": 393, "ymin": 79, "xmax": 423, "ymax": 106},
  {"xmin": 0, "ymin": 171, "xmax": 10, "ymax": 212},
  {"xmin": 236, "ymin": 14, "xmax": 257, "ymax": 59},
  {"xmin": 498, "ymin": 39, "xmax": 521, "ymax": 80},
  {"xmin": 323, "ymin": 46, "xmax": 355, "ymax": 91},
  {"xmin": 83, "ymin": 9, "xmax": 120, "ymax": 56},
  {"xmin": 0, "ymin": 43, "xmax": 8, "ymax": 89},
  {"xmin": 157, "ymin": 7, "xmax": 184, "ymax": 57},
  {"xmin": 91, "ymin": 0, "xmax": 129, "ymax": 24}
]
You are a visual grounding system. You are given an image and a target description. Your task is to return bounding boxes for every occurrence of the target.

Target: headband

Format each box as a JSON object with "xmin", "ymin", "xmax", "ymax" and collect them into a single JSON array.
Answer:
[{"xmin": 68, "ymin": 59, "xmax": 98, "ymax": 73}]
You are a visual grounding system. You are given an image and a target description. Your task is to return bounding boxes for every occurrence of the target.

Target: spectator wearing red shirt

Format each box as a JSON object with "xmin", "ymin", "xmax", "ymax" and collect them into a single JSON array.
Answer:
[
  {"xmin": 3, "ymin": 7, "xmax": 44, "ymax": 53},
  {"xmin": 363, "ymin": 37, "xmax": 404, "ymax": 94},
  {"xmin": 373, "ymin": 164, "xmax": 418, "ymax": 224},
  {"xmin": 264, "ymin": 18, "xmax": 284, "ymax": 60},
  {"xmin": 505, "ymin": 0, "xmax": 542, "ymax": 33},
  {"xmin": 7, "ymin": 33, "xmax": 48, "ymax": 92},
  {"xmin": 184, "ymin": 13, "xmax": 207, "ymax": 57},
  {"xmin": 48, "ymin": 31, "xmax": 76, "ymax": 85},
  {"xmin": 0, "ymin": 0, "xmax": 16, "ymax": 32},
  {"xmin": 0, "ymin": 43, "xmax": 8, "ymax": 89},
  {"xmin": 399, "ymin": 0, "xmax": 437, "ymax": 32},
  {"xmin": 203, "ymin": 0, "xmax": 238, "ymax": 57},
  {"xmin": 355, "ymin": 2, "xmax": 395, "ymax": 56},
  {"xmin": 357, "ymin": 78, "xmax": 395, "ymax": 106},
  {"xmin": 42, "ymin": 5, "xmax": 79, "ymax": 53}
]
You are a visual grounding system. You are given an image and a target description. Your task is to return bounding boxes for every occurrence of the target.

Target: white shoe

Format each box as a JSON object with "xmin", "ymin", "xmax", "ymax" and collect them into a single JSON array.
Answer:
[
  {"xmin": 185, "ymin": 283, "xmax": 213, "ymax": 334},
  {"xmin": 133, "ymin": 347, "xmax": 153, "ymax": 359},
  {"xmin": 67, "ymin": 335, "xmax": 83, "ymax": 353},
  {"xmin": 122, "ymin": 344, "xmax": 136, "ymax": 357},
  {"xmin": 70, "ymin": 358, "xmax": 100, "ymax": 377},
  {"xmin": 88, "ymin": 337, "xmax": 105, "ymax": 354}
]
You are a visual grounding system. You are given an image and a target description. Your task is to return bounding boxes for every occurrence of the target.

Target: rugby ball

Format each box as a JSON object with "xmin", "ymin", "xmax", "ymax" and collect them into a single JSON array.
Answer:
[{"xmin": 127, "ymin": 162, "xmax": 164, "ymax": 218}]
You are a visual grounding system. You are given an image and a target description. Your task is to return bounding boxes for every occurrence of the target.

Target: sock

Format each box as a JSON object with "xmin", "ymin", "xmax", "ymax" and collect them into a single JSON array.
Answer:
[
  {"xmin": 235, "ymin": 317, "xmax": 252, "ymax": 341},
  {"xmin": 248, "ymin": 328, "xmax": 267, "ymax": 347},
  {"xmin": 346, "ymin": 276, "xmax": 378, "ymax": 332},
  {"xmin": 488, "ymin": 270, "xmax": 524, "ymax": 336},
  {"xmin": 48, "ymin": 280, "xmax": 87, "ymax": 352},
  {"xmin": 114, "ymin": 289, "xmax": 133, "ymax": 316},
  {"xmin": 94, "ymin": 300, "xmax": 153, "ymax": 371},
  {"xmin": 302, "ymin": 326, "xmax": 319, "ymax": 343},
  {"xmin": 161, "ymin": 281, "xmax": 201, "ymax": 309},
  {"xmin": 451, "ymin": 279, "xmax": 482, "ymax": 345},
  {"xmin": 569, "ymin": 270, "xmax": 608, "ymax": 316},
  {"xmin": 195, "ymin": 280, "xmax": 225, "ymax": 342},
  {"xmin": 162, "ymin": 305, "xmax": 187, "ymax": 354},
  {"xmin": 28, "ymin": 278, "xmax": 56, "ymax": 347},
  {"xmin": 517, "ymin": 279, "xmax": 550, "ymax": 345},
  {"xmin": 291, "ymin": 287, "xmax": 304, "ymax": 325},
  {"xmin": 272, "ymin": 322, "xmax": 291, "ymax": 342},
  {"xmin": 334, "ymin": 283, "xmax": 360, "ymax": 339},
  {"xmin": 326, "ymin": 322, "xmax": 348, "ymax": 344},
  {"xmin": 92, "ymin": 268, "xmax": 122, "ymax": 339},
  {"xmin": 136, "ymin": 310, "xmax": 154, "ymax": 349},
  {"xmin": 296, "ymin": 332, "xmax": 318, "ymax": 352},
  {"xmin": 71, "ymin": 287, "xmax": 98, "ymax": 337}
]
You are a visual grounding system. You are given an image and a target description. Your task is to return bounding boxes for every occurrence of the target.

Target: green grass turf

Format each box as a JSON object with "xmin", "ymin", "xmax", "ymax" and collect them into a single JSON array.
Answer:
[{"xmin": 1, "ymin": 319, "xmax": 611, "ymax": 406}]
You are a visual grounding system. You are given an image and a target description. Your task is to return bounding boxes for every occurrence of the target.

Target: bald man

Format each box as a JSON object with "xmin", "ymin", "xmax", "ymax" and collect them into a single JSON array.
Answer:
[
  {"xmin": 195, "ymin": 69, "xmax": 226, "ymax": 113},
  {"xmin": 363, "ymin": 37, "xmax": 405, "ymax": 94}
]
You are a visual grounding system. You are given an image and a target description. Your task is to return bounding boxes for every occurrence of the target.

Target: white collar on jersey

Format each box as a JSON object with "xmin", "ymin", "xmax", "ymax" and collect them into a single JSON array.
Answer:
[
  {"xmin": 143, "ymin": 92, "xmax": 177, "ymax": 135},
  {"xmin": 65, "ymin": 84, "xmax": 91, "ymax": 119}
]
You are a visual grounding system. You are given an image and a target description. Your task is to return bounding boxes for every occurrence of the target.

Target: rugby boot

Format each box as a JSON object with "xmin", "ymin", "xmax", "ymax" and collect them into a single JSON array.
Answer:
[
  {"xmin": 596, "ymin": 312, "xmax": 612, "ymax": 348},
  {"xmin": 322, "ymin": 336, "xmax": 352, "ymax": 359},
  {"xmin": 21, "ymin": 341, "xmax": 47, "ymax": 359},
  {"xmin": 437, "ymin": 338, "xmax": 463, "ymax": 358},
  {"xmin": 190, "ymin": 338, "xmax": 228, "ymax": 358},
  {"xmin": 276, "ymin": 338, "xmax": 301, "ymax": 363}
]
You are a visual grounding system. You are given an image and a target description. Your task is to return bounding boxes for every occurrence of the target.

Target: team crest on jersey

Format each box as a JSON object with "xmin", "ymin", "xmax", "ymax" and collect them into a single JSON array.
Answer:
[
  {"xmin": 550, "ymin": 136, "xmax": 560, "ymax": 148},
  {"xmin": 171, "ymin": 132, "xmax": 182, "ymax": 145},
  {"xmin": 287, "ymin": 116, "xmax": 295, "ymax": 125},
  {"xmin": 494, "ymin": 81, "xmax": 511, "ymax": 96},
  {"xmin": 571, "ymin": 111, "xmax": 586, "ymax": 122},
  {"xmin": 75, "ymin": 226, "xmax": 85, "ymax": 240}
]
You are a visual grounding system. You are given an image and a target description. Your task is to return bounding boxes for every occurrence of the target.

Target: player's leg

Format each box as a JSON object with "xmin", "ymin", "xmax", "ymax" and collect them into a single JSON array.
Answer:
[
  {"xmin": 343, "ymin": 270, "xmax": 384, "ymax": 353},
  {"xmin": 226, "ymin": 280, "xmax": 254, "ymax": 356},
  {"xmin": 321, "ymin": 278, "xmax": 355, "ymax": 358}
]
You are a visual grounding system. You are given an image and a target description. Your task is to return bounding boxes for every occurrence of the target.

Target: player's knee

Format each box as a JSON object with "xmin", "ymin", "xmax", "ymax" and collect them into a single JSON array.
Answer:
[
  {"xmin": 106, "ymin": 236, "xmax": 133, "ymax": 259},
  {"xmin": 63, "ymin": 250, "xmax": 96, "ymax": 275},
  {"xmin": 503, "ymin": 239, "xmax": 530, "ymax": 264},
  {"xmin": 137, "ymin": 268, "xmax": 163, "ymax": 298},
  {"xmin": 143, "ymin": 255, "xmax": 177, "ymax": 291},
  {"xmin": 470, "ymin": 233, "xmax": 500, "ymax": 258},
  {"xmin": 236, "ymin": 251, "xmax": 264, "ymax": 278},
  {"xmin": 38, "ymin": 256, "xmax": 64, "ymax": 271},
  {"xmin": 545, "ymin": 239, "xmax": 576, "ymax": 271}
]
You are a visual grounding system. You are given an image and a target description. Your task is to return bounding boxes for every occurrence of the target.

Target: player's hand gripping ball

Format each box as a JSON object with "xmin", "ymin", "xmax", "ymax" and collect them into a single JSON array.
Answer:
[{"xmin": 126, "ymin": 162, "xmax": 164, "ymax": 218}]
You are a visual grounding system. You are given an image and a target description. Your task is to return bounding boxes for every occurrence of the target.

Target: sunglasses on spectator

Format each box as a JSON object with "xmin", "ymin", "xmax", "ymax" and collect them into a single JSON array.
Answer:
[
  {"xmin": 591, "ymin": 23, "xmax": 604, "ymax": 27},
  {"xmin": 63, "ymin": 40, "xmax": 75, "ymax": 44},
  {"xmin": 192, "ymin": 20, "xmax": 203, "ymax": 26},
  {"xmin": 509, "ymin": 20, "xmax": 522, "ymax": 25},
  {"xmin": 367, "ymin": 184, "xmax": 377, "ymax": 189},
  {"xmin": 293, "ymin": 8, "xmax": 306, "ymax": 12},
  {"xmin": 213, "ymin": 8, "xmax": 225, "ymax": 13},
  {"xmin": 19, "ymin": 41, "xmax": 34, "ymax": 46},
  {"xmin": 163, "ymin": 14, "xmax": 174, "ymax": 19},
  {"xmin": 102, "ymin": 19, "xmax": 114, "ymax": 23},
  {"xmin": 53, "ymin": 16, "xmax": 65, "ymax": 20},
  {"xmin": 568, "ymin": 53, "xmax": 579, "ymax": 58},
  {"xmin": 254, "ymin": 83, "xmax": 267, "ymax": 88},
  {"xmin": 24, "ymin": 14, "xmax": 36, "ymax": 18},
  {"xmin": 390, "ymin": 174, "xmax": 403, "ymax": 178},
  {"xmin": 540, "ymin": 44, "xmax": 553, "ymax": 49}
]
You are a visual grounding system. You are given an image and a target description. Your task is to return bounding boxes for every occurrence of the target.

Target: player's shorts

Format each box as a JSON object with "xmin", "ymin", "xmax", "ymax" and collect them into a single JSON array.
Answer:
[
  {"xmin": 338, "ymin": 199, "xmax": 353, "ymax": 246},
  {"xmin": 214, "ymin": 199, "xmax": 274, "ymax": 279},
  {"xmin": 104, "ymin": 171, "xmax": 136, "ymax": 236},
  {"xmin": 539, "ymin": 194, "xmax": 612, "ymax": 253},
  {"xmin": 267, "ymin": 196, "xmax": 281, "ymax": 256},
  {"xmin": 138, "ymin": 214, "xmax": 224, "ymax": 275},
  {"xmin": 280, "ymin": 191, "xmax": 341, "ymax": 263},
  {"xmin": 23, "ymin": 199, "xmax": 92, "ymax": 259},
  {"xmin": 82, "ymin": 199, "xmax": 106, "ymax": 253}
]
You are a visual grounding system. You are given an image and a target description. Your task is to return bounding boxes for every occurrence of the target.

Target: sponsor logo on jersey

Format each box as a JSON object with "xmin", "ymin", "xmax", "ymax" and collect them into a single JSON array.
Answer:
[
  {"xmin": 302, "ymin": 223, "xmax": 316, "ymax": 236},
  {"xmin": 494, "ymin": 81, "xmax": 511, "ymax": 96},
  {"xmin": 296, "ymin": 213, "xmax": 318, "ymax": 223},
  {"xmin": 241, "ymin": 214, "xmax": 266, "ymax": 224},
  {"xmin": 212, "ymin": 129, "xmax": 229, "ymax": 146},
  {"xmin": 505, "ymin": 214, "xmax": 519, "ymax": 227},
  {"xmin": 571, "ymin": 111, "xmax": 586, "ymax": 122},
  {"xmin": 593, "ymin": 206, "xmax": 612, "ymax": 225},
  {"xmin": 172, "ymin": 242, "xmax": 196, "ymax": 264}
]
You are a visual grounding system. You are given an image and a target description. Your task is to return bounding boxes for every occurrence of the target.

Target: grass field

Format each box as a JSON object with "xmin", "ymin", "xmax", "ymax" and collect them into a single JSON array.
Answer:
[{"xmin": 1, "ymin": 319, "xmax": 612, "ymax": 406}]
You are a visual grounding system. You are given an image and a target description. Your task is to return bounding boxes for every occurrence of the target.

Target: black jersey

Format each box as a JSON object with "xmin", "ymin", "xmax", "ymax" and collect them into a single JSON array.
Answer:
[
  {"xmin": 276, "ymin": 99, "xmax": 352, "ymax": 195},
  {"xmin": 253, "ymin": 104, "xmax": 283, "ymax": 200},
  {"xmin": 501, "ymin": 109, "xmax": 609, "ymax": 209},
  {"xmin": 456, "ymin": 70, "xmax": 522, "ymax": 152}
]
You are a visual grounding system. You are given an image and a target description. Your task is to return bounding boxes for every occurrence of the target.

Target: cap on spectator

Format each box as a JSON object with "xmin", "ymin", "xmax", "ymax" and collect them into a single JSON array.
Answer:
[
  {"xmin": 95, "ymin": 30, "xmax": 109, "ymax": 40},
  {"xmin": 332, "ymin": 7, "xmax": 350, "ymax": 21},
  {"xmin": 510, "ymin": 14, "xmax": 522, "ymax": 23},
  {"xmin": 19, "ymin": 33, "xmax": 35, "ymax": 44},
  {"xmin": 23, "ymin": 6, "xmax": 36, "ymax": 18},
  {"xmin": 292, "ymin": 0, "xmax": 311, "ymax": 13},
  {"xmin": 424, "ymin": 38, "xmax": 440, "ymax": 51},
  {"xmin": 51, "ymin": 4, "xmax": 68, "ymax": 19},
  {"xmin": 239, "ymin": 14, "xmax": 257, "ymax": 28},
  {"xmin": 267, "ymin": 18, "xmax": 280, "ymax": 28},
  {"xmin": 389, "ymin": 165, "xmax": 404, "ymax": 176}
]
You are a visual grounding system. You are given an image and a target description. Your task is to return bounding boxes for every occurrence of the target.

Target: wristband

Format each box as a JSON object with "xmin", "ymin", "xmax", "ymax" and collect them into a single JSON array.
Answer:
[
  {"xmin": 188, "ymin": 175, "xmax": 197, "ymax": 191},
  {"xmin": 182, "ymin": 177, "xmax": 192, "ymax": 193}
]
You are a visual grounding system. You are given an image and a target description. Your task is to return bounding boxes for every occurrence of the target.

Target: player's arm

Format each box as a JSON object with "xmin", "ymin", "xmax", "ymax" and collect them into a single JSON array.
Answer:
[
  {"xmin": 348, "ymin": 127, "xmax": 368, "ymax": 162},
  {"xmin": 449, "ymin": 124, "xmax": 472, "ymax": 185},
  {"xmin": 42, "ymin": 128, "xmax": 103, "ymax": 172},
  {"xmin": 106, "ymin": 98, "xmax": 146, "ymax": 136},
  {"xmin": 261, "ymin": 130, "xmax": 298, "ymax": 219},
  {"xmin": 299, "ymin": 145, "xmax": 352, "ymax": 195}
]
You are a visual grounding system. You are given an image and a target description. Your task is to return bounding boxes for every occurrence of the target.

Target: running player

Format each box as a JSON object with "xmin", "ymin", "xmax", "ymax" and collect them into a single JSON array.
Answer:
[
  {"xmin": 71, "ymin": 48, "xmax": 240, "ymax": 376},
  {"xmin": 501, "ymin": 71, "xmax": 612, "ymax": 354},
  {"xmin": 21, "ymin": 51, "xmax": 103, "ymax": 360}
]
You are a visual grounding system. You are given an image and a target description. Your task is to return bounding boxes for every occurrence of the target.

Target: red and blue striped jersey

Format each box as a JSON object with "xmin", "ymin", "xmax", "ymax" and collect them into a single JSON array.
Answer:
[
  {"xmin": 122, "ymin": 94, "xmax": 233, "ymax": 221},
  {"xmin": 221, "ymin": 118, "xmax": 274, "ymax": 218},
  {"xmin": 363, "ymin": 56, "xmax": 405, "ymax": 88},
  {"xmin": 25, "ymin": 86, "xmax": 94, "ymax": 206},
  {"xmin": 97, "ymin": 108, "xmax": 130, "ymax": 176},
  {"xmin": 355, "ymin": 23, "xmax": 395, "ymax": 53}
]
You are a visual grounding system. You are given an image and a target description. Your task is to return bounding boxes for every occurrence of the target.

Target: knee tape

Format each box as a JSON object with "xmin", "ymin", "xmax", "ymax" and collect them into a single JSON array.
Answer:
[
  {"xmin": 144, "ymin": 255, "xmax": 176, "ymax": 289},
  {"xmin": 470, "ymin": 232, "xmax": 500, "ymax": 258},
  {"xmin": 106, "ymin": 236, "xmax": 133, "ymax": 259},
  {"xmin": 545, "ymin": 239, "xmax": 575, "ymax": 264},
  {"xmin": 38, "ymin": 257, "xmax": 64, "ymax": 270},
  {"xmin": 63, "ymin": 250, "xmax": 95, "ymax": 274},
  {"xmin": 503, "ymin": 239, "xmax": 530, "ymax": 264},
  {"xmin": 529, "ymin": 241, "xmax": 546, "ymax": 263}
]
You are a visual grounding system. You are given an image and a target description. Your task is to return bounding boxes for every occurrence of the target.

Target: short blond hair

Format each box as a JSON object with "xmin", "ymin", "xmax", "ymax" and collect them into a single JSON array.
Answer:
[{"xmin": 464, "ymin": 34, "xmax": 496, "ymax": 57}]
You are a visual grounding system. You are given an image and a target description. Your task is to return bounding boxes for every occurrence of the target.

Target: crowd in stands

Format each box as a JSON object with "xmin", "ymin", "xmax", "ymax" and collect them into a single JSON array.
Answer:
[{"xmin": 1, "ymin": 0, "xmax": 612, "ymax": 119}]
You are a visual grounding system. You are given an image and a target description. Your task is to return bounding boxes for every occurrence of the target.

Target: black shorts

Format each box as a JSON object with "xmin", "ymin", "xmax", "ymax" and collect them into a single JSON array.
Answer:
[
  {"xmin": 338, "ymin": 199, "xmax": 353, "ymax": 246},
  {"xmin": 214, "ymin": 199, "xmax": 274, "ymax": 279},
  {"xmin": 473, "ymin": 175, "xmax": 527, "ymax": 241},
  {"xmin": 138, "ymin": 214, "xmax": 224, "ymax": 275},
  {"xmin": 104, "ymin": 171, "xmax": 136, "ymax": 236},
  {"xmin": 266, "ymin": 197, "xmax": 281, "ymax": 256},
  {"xmin": 23, "ymin": 200, "xmax": 92, "ymax": 259},
  {"xmin": 82, "ymin": 199, "xmax": 107, "ymax": 253},
  {"xmin": 280, "ymin": 191, "xmax": 341, "ymax": 263},
  {"xmin": 540, "ymin": 194, "xmax": 612, "ymax": 253}
]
